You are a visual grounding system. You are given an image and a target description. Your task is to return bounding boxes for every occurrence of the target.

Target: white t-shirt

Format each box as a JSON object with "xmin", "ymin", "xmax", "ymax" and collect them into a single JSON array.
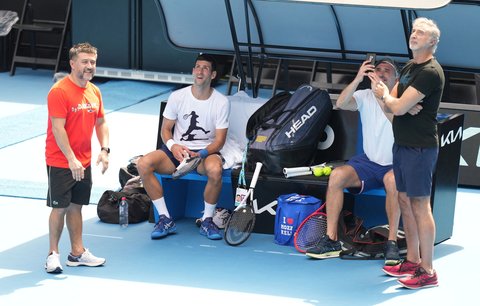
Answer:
[
  {"xmin": 163, "ymin": 86, "xmax": 229, "ymax": 150},
  {"xmin": 353, "ymin": 89, "xmax": 394, "ymax": 166}
]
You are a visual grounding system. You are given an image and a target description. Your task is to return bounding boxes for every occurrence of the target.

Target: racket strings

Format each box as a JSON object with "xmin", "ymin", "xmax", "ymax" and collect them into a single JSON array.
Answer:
[
  {"xmin": 295, "ymin": 214, "xmax": 327, "ymax": 252},
  {"xmin": 224, "ymin": 207, "xmax": 255, "ymax": 245}
]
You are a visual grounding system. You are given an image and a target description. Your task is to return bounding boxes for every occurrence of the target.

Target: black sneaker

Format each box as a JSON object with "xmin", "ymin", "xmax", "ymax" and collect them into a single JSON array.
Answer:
[
  {"xmin": 384, "ymin": 240, "xmax": 401, "ymax": 266},
  {"xmin": 305, "ymin": 235, "xmax": 341, "ymax": 259}
]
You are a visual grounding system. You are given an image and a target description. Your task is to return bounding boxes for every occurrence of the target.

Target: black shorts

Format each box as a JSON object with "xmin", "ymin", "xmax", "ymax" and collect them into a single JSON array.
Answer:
[{"xmin": 46, "ymin": 165, "xmax": 93, "ymax": 208}]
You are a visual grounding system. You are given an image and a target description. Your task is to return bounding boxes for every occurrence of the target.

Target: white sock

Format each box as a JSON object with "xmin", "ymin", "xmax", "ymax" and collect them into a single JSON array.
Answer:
[
  {"xmin": 152, "ymin": 197, "xmax": 170, "ymax": 218},
  {"xmin": 202, "ymin": 202, "xmax": 217, "ymax": 220}
]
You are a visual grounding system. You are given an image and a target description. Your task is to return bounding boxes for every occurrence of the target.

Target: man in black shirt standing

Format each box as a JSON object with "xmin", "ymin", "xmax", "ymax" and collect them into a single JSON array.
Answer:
[{"xmin": 371, "ymin": 17, "xmax": 444, "ymax": 289}]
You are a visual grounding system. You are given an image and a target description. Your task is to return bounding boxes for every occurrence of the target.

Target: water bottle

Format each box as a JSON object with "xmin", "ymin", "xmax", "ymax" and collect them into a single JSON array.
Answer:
[{"xmin": 119, "ymin": 196, "xmax": 129, "ymax": 228}]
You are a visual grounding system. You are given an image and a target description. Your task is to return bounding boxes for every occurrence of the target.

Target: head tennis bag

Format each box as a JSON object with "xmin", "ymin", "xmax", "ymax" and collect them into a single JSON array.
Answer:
[{"xmin": 246, "ymin": 84, "xmax": 332, "ymax": 175}]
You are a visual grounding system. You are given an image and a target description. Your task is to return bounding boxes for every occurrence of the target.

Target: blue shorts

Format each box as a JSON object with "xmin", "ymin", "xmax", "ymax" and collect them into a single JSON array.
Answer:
[
  {"xmin": 392, "ymin": 144, "xmax": 438, "ymax": 197},
  {"xmin": 346, "ymin": 153, "xmax": 392, "ymax": 194}
]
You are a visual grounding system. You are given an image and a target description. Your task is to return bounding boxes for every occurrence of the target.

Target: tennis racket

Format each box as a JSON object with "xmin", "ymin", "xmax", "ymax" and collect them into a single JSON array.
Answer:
[
  {"xmin": 293, "ymin": 204, "xmax": 327, "ymax": 253},
  {"xmin": 224, "ymin": 162, "xmax": 263, "ymax": 246},
  {"xmin": 283, "ymin": 160, "xmax": 347, "ymax": 178},
  {"xmin": 172, "ymin": 155, "xmax": 201, "ymax": 179},
  {"xmin": 234, "ymin": 142, "xmax": 249, "ymax": 206}
]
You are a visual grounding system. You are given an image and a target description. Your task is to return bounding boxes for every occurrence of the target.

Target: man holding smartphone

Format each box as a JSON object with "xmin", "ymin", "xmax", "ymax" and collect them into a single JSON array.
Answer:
[{"xmin": 306, "ymin": 57, "xmax": 404, "ymax": 265}]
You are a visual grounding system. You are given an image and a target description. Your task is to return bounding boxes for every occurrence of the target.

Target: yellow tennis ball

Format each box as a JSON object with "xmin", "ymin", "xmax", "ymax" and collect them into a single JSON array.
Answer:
[
  {"xmin": 323, "ymin": 166, "xmax": 332, "ymax": 176},
  {"xmin": 313, "ymin": 167, "xmax": 324, "ymax": 177}
]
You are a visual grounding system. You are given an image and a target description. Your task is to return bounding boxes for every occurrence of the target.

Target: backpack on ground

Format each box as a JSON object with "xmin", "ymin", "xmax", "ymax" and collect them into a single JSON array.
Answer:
[{"xmin": 246, "ymin": 84, "xmax": 332, "ymax": 175}]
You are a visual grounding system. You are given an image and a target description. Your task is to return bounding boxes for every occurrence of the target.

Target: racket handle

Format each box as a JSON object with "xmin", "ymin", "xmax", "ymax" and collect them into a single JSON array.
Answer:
[{"xmin": 250, "ymin": 162, "xmax": 263, "ymax": 189}]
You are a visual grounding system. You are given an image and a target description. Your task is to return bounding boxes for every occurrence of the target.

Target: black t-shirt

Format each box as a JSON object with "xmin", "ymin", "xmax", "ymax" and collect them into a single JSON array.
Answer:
[{"xmin": 393, "ymin": 58, "xmax": 445, "ymax": 147}]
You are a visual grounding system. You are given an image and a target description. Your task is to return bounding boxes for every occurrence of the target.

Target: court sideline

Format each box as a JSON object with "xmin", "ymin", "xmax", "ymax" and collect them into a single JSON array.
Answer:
[{"xmin": 0, "ymin": 68, "xmax": 478, "ymax": 306}]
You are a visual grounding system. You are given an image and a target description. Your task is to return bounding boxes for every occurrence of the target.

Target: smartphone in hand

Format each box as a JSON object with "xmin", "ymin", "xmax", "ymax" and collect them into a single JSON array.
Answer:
[
  {"xmin": 366, "ymin": 53, "xmax": 376, "ymax": 65},
  {"xmin": 365, "ymin": 53, "xmax": 376, "ymax": 73}
]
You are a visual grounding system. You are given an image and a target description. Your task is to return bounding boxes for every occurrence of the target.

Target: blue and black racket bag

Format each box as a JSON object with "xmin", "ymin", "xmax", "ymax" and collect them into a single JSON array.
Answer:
[{"xmin": 246, "ymin": 84, "xmax": 332, "ymax": 175}]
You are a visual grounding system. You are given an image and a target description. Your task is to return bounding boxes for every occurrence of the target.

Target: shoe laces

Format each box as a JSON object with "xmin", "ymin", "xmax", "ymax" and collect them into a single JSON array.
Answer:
[
  {"xmin": 217, "ymin": 209, "xmax": 230, "ymax": 218},
  {"xmin": 385, "ymin": 240, "xmax": 397, "ymax": 249},
  {"xmin": 320, "ymin": 234, "xmax": 335, "ymax": 245},
  {"xmin": 48, "ymin": 251, "xmax": 60, "ymax": 258},
  {"xmin": 81, "ymin": 248, "xmax": 93, "ymax": 259},
  {"xmin": 396, "ymin": 260, "xmax": 419, "ymax": 273},
  {"xmin": 202, "ymin": 218, "xmax": 219, "ymax": 232},
  {"xmin": 413, "ymin": 268, "xmax": 423, "ymax": 277},
  {"xmin": 314, "ymin": 235, "xmax": 338, "ymax": 251},
  {"xmin": 412, "ymin": 267, "xmax": 433, "ymax": 278},
  {"xmin": 158, "ymin": 215, "xmax": 172, "ymax": 228},
  {"xmin": 47, "ymin": 252, "xmax": 60, "ymax": 264}
]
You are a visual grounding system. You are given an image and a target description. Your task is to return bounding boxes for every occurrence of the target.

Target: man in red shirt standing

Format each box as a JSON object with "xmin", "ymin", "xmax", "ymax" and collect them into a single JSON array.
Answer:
[{"xmin": 44, "ymin": 42, "xmax": 110, "ymax": 273}]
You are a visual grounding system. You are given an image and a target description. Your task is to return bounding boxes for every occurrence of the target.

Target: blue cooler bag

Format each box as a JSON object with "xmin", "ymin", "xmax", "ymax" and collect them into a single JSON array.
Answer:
[{"xmin": 274, "ymin": 193, "xmax": 322, "ymax": 245}]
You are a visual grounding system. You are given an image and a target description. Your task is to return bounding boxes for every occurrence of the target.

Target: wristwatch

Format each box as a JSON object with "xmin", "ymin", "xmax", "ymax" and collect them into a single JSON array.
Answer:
[{"xmin": 101, "ymin": 147, "xmax": 110, "ymax": 154}]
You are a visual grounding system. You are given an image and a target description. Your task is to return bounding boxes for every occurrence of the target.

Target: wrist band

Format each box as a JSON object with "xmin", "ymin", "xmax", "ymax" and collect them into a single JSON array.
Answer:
[
  {"xmin": 166, "ymin": 139, "xmax": 176, "ymax": 151},
  {"xmin": 199, "ymin": 149, "xmax": 208, "ymax": 159}
]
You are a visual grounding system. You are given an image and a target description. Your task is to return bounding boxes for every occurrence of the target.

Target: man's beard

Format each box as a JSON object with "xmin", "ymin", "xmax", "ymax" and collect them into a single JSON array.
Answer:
[{"xmin": 79, "ymin": 70, "xmax": 94, "ymax": 80}]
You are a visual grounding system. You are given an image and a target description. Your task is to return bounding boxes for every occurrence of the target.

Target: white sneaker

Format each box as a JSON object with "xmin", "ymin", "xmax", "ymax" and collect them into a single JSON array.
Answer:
[
  {"xmin": 212, "ymin": 207, "xmax": 231, "ymax": 229},
  {"xmin": 66, "ymin": 248, "xmax": 106, "ymax": 267},
  {"xmin": 45, "ymin": 251, "xmax": 63, "ymax": 274}
]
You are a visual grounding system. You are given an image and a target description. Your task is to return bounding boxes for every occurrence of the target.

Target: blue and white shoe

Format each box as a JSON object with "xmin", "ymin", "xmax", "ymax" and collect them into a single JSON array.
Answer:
[
  {"xmin": 66, "ymin": 248, "xmax": 106, "ymax": 267},
  {"xmin": 151, "ymin": 214, "xmax": 177, "ymax": 239},
  {"xmin": 199, "ymin": 217, "xmax": 222, "ymax": 240}
]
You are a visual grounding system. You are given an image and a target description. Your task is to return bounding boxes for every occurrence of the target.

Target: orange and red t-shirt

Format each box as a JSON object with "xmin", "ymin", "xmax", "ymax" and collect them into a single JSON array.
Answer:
[{"xmin": 45, "ymin": 76, "xmax": 105, "ymax": 168}]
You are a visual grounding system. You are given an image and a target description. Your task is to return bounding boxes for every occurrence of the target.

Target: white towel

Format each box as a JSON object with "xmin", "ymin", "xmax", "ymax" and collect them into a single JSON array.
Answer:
[{"xmin": 0, "ymin": 11, "xmax": 19, "ymax": 36}]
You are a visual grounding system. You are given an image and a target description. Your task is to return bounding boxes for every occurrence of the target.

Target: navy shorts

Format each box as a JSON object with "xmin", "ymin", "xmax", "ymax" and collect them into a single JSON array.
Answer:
[
  {"xmin": 392, "ymin": 144, "xmax": 438, "ymax": 197},
  {"xmin": 46, "ymin": 165, "xmax": 92, "ymax": 208},
  {"xmin": 160, "ymin": 144, "xmax": 181, "ymax": 167},
  {"xmin": 346, "ymin": 153, "xmax": 393, "ymax": 194}
]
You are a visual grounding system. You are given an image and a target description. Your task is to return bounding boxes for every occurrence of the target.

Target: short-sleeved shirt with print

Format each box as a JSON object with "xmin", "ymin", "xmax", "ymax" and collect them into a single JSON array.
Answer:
[
  {"xmin": 163, "ymin": 86, "xmax": 229, "ymax": 150},
  {"xmin": 45, "ymin": 76, "xmax": 105, "ymax": 168}
]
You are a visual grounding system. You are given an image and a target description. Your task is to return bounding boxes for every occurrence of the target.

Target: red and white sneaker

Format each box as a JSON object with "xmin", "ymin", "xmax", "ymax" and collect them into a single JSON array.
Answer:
[
  {"xmin": 383, "ymin": 259, "xmax": 420, "ymax": 277},
  {"xmin": 398, "ymin": 267, "xmax": 439, "ymax": 289}
]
